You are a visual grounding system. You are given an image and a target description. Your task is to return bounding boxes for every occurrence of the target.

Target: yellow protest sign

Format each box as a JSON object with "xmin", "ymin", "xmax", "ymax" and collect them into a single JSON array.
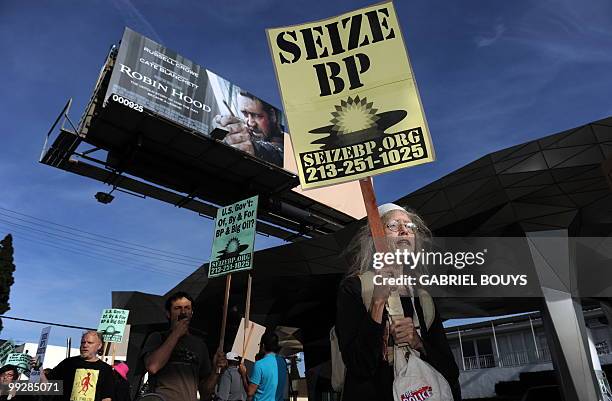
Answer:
[{"xmin": 267, "ymin": 1, "xmax": 435, "ymax": 189}]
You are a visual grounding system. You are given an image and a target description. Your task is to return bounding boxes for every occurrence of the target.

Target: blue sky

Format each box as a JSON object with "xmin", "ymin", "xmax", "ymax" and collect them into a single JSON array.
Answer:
[{"xmin": 1, "ymin": 0, "xmax": 612, "ymax": 347}]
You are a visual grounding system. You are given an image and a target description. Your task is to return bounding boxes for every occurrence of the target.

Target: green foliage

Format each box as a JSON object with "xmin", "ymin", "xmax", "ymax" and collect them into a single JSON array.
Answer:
[{"xmin": 0, "ymin": 234, "xmax": 16, "ymax": 333}]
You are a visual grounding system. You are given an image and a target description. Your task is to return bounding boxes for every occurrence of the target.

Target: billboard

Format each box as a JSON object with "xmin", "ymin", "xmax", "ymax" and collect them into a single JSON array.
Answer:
[
  {"xmin": 105, "ymin": 27, "xmax": 285, "ymax": 167},
  {"xmin": 209, "ymin": 196, "xmax": 258, "ymax": 278},
  {"xmin": 267, "ymin": 2, "xmax": 435, "ymax": 189}
]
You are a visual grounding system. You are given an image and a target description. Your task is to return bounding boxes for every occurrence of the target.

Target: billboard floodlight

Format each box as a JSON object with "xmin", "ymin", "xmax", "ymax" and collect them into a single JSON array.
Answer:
[{"xmin": 95, "ymin": 192, "xmax": 115, "ymax": 204}]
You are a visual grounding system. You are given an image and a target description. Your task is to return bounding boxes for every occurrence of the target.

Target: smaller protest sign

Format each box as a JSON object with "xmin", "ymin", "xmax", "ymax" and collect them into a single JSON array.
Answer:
[
  {"xmin": 97, "ymin": 309, "xmax": 129, "ymax": 343},
  {"xmin": 209, "ymin": 196, "xmax": 259, "ymax": 278},
  {"xmin": 5, "ymin": 353, "xmax": 31, "ymax": 374},
  {"xmin": 231, "ymin": 318, "xmax": 266, "ymax": 363},
  {"xmin": 0, "ymin": 341, "xmax": 15, "ymax": 366},
  {"xmin": 29, "ymin": 326, "xmax": 51, "ymax": 382}
]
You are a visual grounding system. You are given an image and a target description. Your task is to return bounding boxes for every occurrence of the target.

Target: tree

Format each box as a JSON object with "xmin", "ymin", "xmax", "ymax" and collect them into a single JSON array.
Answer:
[{"xmin": 0, "ymin": 234, "xmax": 16, "ymax": 333}]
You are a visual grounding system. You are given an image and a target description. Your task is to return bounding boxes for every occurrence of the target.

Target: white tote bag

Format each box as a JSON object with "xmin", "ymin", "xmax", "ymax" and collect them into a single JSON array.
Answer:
[
  {"xmin": 392, "ymin": 346, "xmax": 453, "ymax": 401},
  {"xmin": 391, "ymin": 289, "xmax": 453, "ymax": 401}
]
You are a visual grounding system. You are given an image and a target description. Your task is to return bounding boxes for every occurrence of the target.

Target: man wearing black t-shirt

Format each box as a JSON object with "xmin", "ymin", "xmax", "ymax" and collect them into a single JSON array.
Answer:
[{"xmin": 43, "ymin": 331, "xmax": 113, "ymax": 401}]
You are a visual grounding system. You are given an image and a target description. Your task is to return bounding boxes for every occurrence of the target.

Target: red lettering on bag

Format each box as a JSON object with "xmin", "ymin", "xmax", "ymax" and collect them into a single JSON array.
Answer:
[{"xmin": 400, "ymin": 386, "xmax": 433, "ymax": 401}]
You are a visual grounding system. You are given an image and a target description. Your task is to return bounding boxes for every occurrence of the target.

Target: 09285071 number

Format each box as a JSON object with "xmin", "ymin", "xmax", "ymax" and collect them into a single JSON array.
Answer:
[{"xmin": 4, "ymin": 380, "xmax": 63, "ymax": 395}]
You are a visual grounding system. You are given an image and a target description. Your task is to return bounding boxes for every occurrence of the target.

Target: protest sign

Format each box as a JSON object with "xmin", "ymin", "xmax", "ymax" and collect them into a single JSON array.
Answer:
[
  {"xmin": 5, "ymin": 353, "xmax": 30, "ymax": 374},
  {"xmin": 231, "ymin": 318, "xmax": 266, "ymax": 363},
  {"xmin": 0, "ymin": 341, "xmax": 15, "ymax": 366},
  {"xmin": 29, "ymin": 326, "xmax": 51, "ymax": 383},
  {"xmin": 209, "ymin": 196, "xmax": 258, "ymax": 278},
  {"xmin": 267, "ymin": 1, "xmax": 435, "ymax": 189},
  {"xmin": 97, "ymin": 309, "xmax": 129, "ymax": 343}
]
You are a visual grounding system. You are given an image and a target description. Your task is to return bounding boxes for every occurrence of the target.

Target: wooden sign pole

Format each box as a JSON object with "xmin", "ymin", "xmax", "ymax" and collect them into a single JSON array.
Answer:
[
  {"xmin": 361, "ymin": 176, "xmax": 408, "ymax": 346},
  {"xmin": 359, "ymin": 177, "xmax": 388, "ymax": 253},
  {"xmin": 216, "ymin": 273, "xmax": 233, "ymax": 373},
  {"xmin": 218, "ymin": 274, "xmax": 232, "ymax": 352},
  {"xmin": 242, "ymin": 274, "xmax": 253, "ymax": 359},
  {"xmin": 243, "ymin": 322, "xmax": 255, "ymax": 358},
  {"xmin": 111, "ymin": 343, "xmax": 116, "ymax": 365},
  {"xmin": 102, "ymin": 342, "xmax": 111, "ymax": 358}
]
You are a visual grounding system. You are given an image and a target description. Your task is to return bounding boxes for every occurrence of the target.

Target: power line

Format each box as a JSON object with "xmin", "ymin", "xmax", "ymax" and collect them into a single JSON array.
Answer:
[
  {"xmin": 0, "ymin": 210, "xmax": 200, "ymax": 264},
  {"xmin": 0, "ymin": 206, "xmax": 210, "ymax": 279},
  {"xmin": 0, "ymin": 206, "xmax": 204, "ymax": 261},
  {"xmin": 0, "ymin": 222, "xmax": 192, "ymax": 275},
  {"xmin": 0, "ymin": 220, "xmax": 192, "ymax": 270},
  {"xmin": 0, "ymin": 218, "xmax": 198, "ymax": 267},
  {"xmin": 4, "ymin": 230, "xmax": 191, "ymax": 278},
  {"xmin": 0, "ymin": 315, "xmax": 94, "ymax": 331}
]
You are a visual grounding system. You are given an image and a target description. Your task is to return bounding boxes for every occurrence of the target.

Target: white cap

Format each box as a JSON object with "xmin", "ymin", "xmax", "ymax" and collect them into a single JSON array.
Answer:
[
  {"xmin": 377, "ymin": 203, "xmax": 406, "ymax": 216},
  {"xmin": 226, "ymin": 352, "xmax": 241, "ymax": 362}
]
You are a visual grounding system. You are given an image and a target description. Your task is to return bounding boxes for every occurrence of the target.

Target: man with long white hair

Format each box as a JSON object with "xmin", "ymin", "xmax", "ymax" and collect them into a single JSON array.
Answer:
[{"xmin": 336, "ymin": 203, "xmax": 461, "ymax": 401}]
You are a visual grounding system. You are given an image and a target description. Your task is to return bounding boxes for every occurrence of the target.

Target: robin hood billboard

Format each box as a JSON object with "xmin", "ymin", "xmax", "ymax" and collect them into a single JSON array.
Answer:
[{"xmin": 105, "ymin": 28, "xmax": 285, "ymax": 167}]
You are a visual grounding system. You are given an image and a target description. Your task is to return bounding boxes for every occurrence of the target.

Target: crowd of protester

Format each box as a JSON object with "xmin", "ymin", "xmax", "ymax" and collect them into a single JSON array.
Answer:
[
  {"xmin": 0, "ymin": 204, "xmax": 460, "ymax": 400},
  {"xmin": 0, "ymin": 291, "xmax": 288, "ymax": 401}
]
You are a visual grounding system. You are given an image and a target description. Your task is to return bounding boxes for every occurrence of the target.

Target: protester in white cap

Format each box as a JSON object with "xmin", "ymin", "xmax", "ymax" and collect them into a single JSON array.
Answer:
[
  {"xmin": 335, "ymin": 203, "xmax": 461, "ymax": 401},
  {"xmin": 215, "ymin": 352, "xmax": 246, "ymax": 401}
]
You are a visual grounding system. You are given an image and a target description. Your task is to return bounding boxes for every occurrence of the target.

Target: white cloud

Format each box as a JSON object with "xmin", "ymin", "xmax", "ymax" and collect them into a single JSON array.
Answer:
[
  {"xmin": 111, "ymin": 0, "xmax": 163, "ymax": 43},
  {"xmin": 476, "ymin": 23, "xmax": 506, "ymax": 47}
]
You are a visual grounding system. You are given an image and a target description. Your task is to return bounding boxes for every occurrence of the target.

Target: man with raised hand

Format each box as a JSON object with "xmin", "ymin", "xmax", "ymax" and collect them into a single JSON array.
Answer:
[{"xmin": 142, "ymin": 291, "xmax": 226, "ymax": 401}]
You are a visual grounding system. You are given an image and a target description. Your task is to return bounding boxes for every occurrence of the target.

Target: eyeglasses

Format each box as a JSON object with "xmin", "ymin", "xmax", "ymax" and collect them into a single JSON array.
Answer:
[{"xmin": 385, "ymin": 220, "xmax": 418, "ymax": 233}]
